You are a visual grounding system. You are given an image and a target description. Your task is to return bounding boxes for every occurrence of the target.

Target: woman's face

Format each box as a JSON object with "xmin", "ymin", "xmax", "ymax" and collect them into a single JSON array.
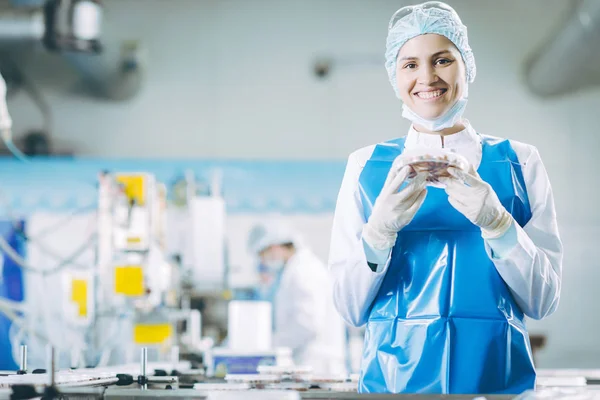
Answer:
[{"xmin": 396, "ymin": 34, "xmax": 466, "ymax": 120}]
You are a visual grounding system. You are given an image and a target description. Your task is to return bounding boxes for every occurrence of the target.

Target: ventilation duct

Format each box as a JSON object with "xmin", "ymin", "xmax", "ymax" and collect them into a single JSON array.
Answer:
[
  {"xmin": 62, "ymin": 41, "xmax": 144, "ymax": 101},
  {"xmin": 525, "ymin": 0, "xmax": 600, "ymax": 98},
  {"xmin": 0, "ymin": 0, "xmax": 144, "ymax": 101}
]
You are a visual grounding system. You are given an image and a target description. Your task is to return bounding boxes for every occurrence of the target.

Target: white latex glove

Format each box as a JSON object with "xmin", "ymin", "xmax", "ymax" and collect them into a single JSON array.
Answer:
[
  {"xmin": 362, "ymin": 166, "xmax": 428, "ymax": 250},
  {"xmin": 443, "ymin": 166, "xmax": 513, "ymax": 239}
]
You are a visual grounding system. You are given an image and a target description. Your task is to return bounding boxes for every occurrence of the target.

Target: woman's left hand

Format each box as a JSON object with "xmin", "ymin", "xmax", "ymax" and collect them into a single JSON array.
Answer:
[{"xmin": 443, "ymin": 166, "xmax": 513, "ymax": 239}]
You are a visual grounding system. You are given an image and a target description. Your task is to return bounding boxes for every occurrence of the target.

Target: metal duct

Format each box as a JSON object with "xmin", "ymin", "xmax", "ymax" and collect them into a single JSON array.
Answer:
[
  {"xmin": 525, "ymin": 0, "xmax": 600, "ymax": 98},
  {"xmin": 0, "ymin": 8, "xmax": 44, "ymax": 42},
  {"xmin": 0, "ymin": 0, "xmax": 144, "ymax": 101},
  {"xmin": 62, "ymin": 40, "xmax": 145, "ymax": 102}
]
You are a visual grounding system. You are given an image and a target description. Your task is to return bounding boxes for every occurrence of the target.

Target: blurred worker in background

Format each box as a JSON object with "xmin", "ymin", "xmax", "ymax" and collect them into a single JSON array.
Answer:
[{"xmin": 248, "ymin": 219, "xmax": 347, "ymax": 375}]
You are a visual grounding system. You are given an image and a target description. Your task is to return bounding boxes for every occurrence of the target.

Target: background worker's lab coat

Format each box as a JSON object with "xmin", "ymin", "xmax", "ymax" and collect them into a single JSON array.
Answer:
[{"xmin": 273, "ymin": 248, "xmax": 347, "ymax": 374}]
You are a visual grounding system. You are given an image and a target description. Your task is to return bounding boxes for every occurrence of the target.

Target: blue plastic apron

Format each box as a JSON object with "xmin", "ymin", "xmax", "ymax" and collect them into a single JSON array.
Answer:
[{"xmin": 358, "ymin": 135, "xmax": 536, "ymax": 394}]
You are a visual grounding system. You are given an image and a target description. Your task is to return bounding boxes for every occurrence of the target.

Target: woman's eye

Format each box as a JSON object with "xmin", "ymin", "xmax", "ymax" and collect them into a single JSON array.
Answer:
[
  {"xmin": 436, "ymin": 58, "xmax": 453, "ymax": 65},
  {"xmin": 404, "ymin": 63, "xmax": 417, "ymax": 69}
]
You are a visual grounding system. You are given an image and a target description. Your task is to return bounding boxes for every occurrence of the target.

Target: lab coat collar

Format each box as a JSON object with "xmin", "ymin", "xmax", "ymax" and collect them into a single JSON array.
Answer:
[
  {"xmin": 404, "ymin": 120, "xmax": 479, "ymax": 150},
  {"xmin": 285, "ymin": 248, "xmax": 311, "ymax": 270}
]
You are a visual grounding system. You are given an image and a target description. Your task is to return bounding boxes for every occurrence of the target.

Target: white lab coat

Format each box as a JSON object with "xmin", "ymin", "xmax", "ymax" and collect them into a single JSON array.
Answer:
[
  {"xmin": 273, "ymin": 248, "xmax": 347, "ymax": 374},
  {"xmin": 329, "ymin": 121, "xmax": 563, "ymax": 327}
]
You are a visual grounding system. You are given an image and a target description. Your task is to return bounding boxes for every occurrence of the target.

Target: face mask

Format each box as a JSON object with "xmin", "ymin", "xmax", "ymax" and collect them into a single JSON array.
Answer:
[
  {"xmin": 257, "ymin": 284, "xmax": 273, "ymax": 302},
  {"xmin": 262, "ymin": 258, "xmax": 285, "ymax": 272},
  {"xmin": 256, "ymin": 265, "xmax": 284, "ymax": 302},
  {"xmin": 401, "ymin": 85, "xmax": 469, "ymax": 132}
]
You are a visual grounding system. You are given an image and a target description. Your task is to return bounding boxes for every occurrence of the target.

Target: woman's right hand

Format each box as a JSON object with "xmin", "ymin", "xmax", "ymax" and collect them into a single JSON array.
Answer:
[{"xmin": 362, "ymin": 166, "xmax": 428, "ymax": 250}]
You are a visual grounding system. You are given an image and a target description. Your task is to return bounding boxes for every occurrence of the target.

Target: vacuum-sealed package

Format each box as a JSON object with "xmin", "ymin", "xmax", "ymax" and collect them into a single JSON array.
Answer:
[
  {"xmin": 193, "ymin": 383, "xmax": 251, "ymax": 391},
  {"xmin": 257, "ymin": 365, "xmax": 313, "ymax": 382},
  {"xmin": 392, "ymin": 148, "xmax": 470, "ymax": 186},
  {"xmin": 224, "ymin": 374, "xmax": 281, "ymax": 386},
  {"xmin": 264, "ymin": 382, "xmax": 311, "ymax": 391},
  {"xmin": 257, "ymin": 365, "xmax": 312, "ymax": 376},
  {"xmin": 307, "ymin": 375, "xmax": 348, "ymax": 384}
]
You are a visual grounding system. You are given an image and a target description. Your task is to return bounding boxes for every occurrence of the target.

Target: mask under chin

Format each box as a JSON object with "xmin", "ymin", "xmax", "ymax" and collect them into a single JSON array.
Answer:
[{"xmin": 402, "ymin": 96, "xmax": 468, "ymax": 131}]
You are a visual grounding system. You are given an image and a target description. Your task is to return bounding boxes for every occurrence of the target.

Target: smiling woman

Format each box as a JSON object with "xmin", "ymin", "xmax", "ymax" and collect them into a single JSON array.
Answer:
[
  {"xmin": 396, "ymin": 35, "xmax": 466, "ymax": 124},
  {"xmin": 328, "ymin": 0, "xmax": 563, "ymax": 396},
  {"xmin": 384, "ymin": 2, "xmax": 475, "ymax": 135}
]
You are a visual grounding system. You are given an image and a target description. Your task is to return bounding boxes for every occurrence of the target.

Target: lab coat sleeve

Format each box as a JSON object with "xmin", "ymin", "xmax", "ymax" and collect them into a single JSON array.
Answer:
[
  {"xmin": 485, "ymin": 146, "xmax": 563, "ymax": 320},
  {"xmin": 328, "ymin": 151, "xmax": 392, "ymax": 327},
  {"xmin": 363, "ymin": 239, "xmax": 393, "ymax": 266},
  {"xmin": 486, "ymin": 221, "xmax": 518, "ymax": 258}
]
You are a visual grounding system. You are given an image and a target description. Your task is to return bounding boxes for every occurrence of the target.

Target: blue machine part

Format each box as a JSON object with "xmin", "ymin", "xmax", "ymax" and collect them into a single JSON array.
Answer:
[
  {"xmin": 212, "ymin": 355, "xmax": 276, "ymax": 376},
  {"xmin": 0, "ymin": 220, "xmax": 25, "ymax": 370}
]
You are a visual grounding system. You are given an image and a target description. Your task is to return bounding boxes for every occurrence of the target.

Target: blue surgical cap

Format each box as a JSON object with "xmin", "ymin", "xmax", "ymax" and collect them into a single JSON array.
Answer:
[{"xmin": 385, "ymin": 1, "xmax": 476, "ymax": 98}]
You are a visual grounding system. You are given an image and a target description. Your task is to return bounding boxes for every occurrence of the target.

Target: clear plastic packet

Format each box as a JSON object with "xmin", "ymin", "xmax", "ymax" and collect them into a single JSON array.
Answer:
[
  {"xmin": 224, "ymin": 374, "xmax": 281, "ymax": 384},
  {"xmin": 264, "ymin": 382, "xmax": 311, "ymax": 391},
  {"xmin": 257, "ymin": 366, "xmax": 312, "ymax": 376},
  {"xmin": 393, "ymin": 148, "xmax": 470, "ymax": 186},
  {"xmin": 193, "ymin": 383, "xmax": 251, "ymax": 391},
  {"xmin": 318, "ymin": 382, "xmax": 358, "ymax": 392},
  {"xmin": 307, "ymin": 374, "xmax": 348, "ymax": 384}
]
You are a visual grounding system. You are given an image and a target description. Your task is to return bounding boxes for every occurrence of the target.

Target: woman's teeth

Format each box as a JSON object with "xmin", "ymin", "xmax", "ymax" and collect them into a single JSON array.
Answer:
[{"xmin": 416, "ymin": 90, "xmax": 445, "ymax": 99}]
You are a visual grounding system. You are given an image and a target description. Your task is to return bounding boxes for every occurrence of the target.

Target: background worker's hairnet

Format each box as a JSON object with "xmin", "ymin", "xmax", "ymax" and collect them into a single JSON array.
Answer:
[
  {"xmin": 247, "ymin": 219, "xmax": 298, "ymax": 255},
  {"xmin": 385, "ymin": 1, "xmax": 476, "ymax": 98}
]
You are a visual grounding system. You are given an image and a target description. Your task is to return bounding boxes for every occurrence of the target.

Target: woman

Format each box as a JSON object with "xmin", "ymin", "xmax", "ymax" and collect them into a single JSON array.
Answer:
[{"xmin": 328, "ymin": 1, "xmax": 562, "ymax": 394}]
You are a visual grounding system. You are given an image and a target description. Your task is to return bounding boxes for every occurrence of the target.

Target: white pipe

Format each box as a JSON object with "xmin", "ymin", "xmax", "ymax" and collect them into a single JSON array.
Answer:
[
  {"xmin": 171, "ymin": 346, "xmax": 179, "ymax": 370},
  {"xmin": 19, "ymin": 344, "xmax": 27, "ymax": 371},
  {"xmin": 0, "ymin": 301, "xmax": 50, "ymax": 344},
  {"xmin": 46, "ymin": 345, "xmax": 56, "ymax": 386},
  {"xmin": 0, "ymin": 9, "xmax": 44, "ymax": 41},
  {"xmin": 96, "ymin": 346, "xmax": 112, "ymax": 367},
  {"xmin": 188, "ymin": 309, "xmax": 201, "ymax": 349}
]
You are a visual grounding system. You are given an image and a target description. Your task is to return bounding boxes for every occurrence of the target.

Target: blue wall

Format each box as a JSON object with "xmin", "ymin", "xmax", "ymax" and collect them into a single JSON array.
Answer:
[{"xmin": 0, "ymin": 157, "xmax": 346, "ymax": 215}]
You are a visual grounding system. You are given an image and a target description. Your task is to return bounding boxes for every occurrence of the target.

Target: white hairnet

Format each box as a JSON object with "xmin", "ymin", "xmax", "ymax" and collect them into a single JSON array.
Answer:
[
  {"xmin": 247, "ymin": 219, "xmax": 298, "ymax": 255},
  {"xmin": 385, "ymin": 1, "xmax": 476, "ymax": 98}
]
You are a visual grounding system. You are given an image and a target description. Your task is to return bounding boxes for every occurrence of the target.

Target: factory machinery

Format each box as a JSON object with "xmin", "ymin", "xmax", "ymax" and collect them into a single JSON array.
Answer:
[
  {"xmin": 0, "ymin": 165, "xmax": 597, "ymax": 400},
  {"xmin": 0, "ymin": 170, "xmax": 211, "ymax": 363},
  {"xmin": 0, "ymin": 0, "xmax": 237, "ymax": 375},
  {"xmin": 3, "ymin": 341, "xmax": 600, "ymax": 400},
  {"xmin": 0, "ymin": 173, "xmax": 598, "ymax": 399}
]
